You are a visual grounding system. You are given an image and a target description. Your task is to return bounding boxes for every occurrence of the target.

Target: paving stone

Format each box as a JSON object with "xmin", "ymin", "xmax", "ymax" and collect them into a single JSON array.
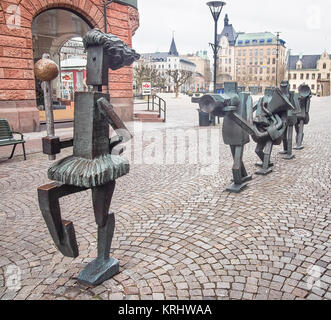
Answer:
[{"xmin": 0, "ymin": 95, "xmax": 330, "ymax": 301}]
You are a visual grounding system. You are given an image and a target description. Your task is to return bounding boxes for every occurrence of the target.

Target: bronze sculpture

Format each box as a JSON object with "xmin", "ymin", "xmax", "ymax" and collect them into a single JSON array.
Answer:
[
  {"xmin": 193, "ymin": 82, "xmax": 296, "ymax": 192},
  {"xmin": 196, "ymin": 82, "xmax": 253, "ymax": 193},
  {"xmin": 278, "ymin": 80, "xmax": 301, "ymax": 160},
  {"xmin": 36, "ymin": 29, "xmax": 139, "ymax": 286},
  {"xmin": 294, "ymin": 84, "xmax": 312, "ymax": 150}
]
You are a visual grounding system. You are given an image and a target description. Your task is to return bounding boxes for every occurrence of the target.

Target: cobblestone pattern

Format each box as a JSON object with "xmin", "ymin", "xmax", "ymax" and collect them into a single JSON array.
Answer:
[{"xmin": 0, "ymin": 97, "xmax": 330, "ymax": 300}]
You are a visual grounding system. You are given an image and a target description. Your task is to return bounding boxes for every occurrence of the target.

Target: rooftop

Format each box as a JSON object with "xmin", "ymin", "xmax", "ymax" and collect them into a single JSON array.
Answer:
[{"xmin": 287, "ymin": 54, "xmax": 331, "ymax": 70}]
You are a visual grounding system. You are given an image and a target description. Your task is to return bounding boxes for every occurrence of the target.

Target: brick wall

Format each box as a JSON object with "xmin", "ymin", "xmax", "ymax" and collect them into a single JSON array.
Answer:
[{"xmin": 0, "ymin": 0, "xmax": 139, "ymax": 132}]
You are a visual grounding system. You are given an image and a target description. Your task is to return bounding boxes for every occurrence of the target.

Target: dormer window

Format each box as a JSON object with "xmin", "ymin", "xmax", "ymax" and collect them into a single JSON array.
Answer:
[{"xmin": 323, "ymin": 63, "xmax": 327, "ymax": 69}]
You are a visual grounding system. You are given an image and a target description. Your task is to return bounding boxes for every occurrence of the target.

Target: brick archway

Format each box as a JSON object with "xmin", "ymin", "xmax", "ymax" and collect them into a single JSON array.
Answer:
[{"xmin": 0, "ymin": 0, "xmax": 138, "ymax": 132}]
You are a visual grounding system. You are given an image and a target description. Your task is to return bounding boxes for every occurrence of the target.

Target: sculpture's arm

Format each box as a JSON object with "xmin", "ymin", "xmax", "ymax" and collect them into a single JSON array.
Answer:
[
  {"xmin": 97, "ymin": 97, "xmax": 133, "ymax": 155},
  {"xmin": 226, "ymin": 111, "xmax": 268, "ymax": 140},
  {"xmin": 97, "ymin": 97, "xmax": 133, "ymax": 141}
]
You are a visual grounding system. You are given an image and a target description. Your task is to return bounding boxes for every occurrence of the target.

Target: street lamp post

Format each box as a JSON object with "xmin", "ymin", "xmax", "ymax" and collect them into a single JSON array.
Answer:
[{"xmin": 207, "ymin": 1, "xmax": 226, "ymax": 94}]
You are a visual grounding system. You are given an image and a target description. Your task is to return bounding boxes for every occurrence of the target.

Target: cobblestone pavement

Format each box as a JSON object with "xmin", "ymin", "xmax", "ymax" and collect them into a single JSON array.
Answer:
[{"xmin": 0, "ymin": 95, "xmax": 330, "ymax": 300}]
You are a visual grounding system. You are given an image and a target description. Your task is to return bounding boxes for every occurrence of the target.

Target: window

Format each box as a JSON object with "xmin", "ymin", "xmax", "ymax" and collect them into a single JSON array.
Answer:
[
  {"xmin": 238, "ymin": 50, "xmax": 241, "ymax": 56},
  {"xmin": 229, "ymin": 58, "xmax": 231, "ymax": 64},
  {"xmin": 260, "ymin": 49, "xmax": 264, "ymax": 55},
  {"xmin": 300, "ymin": 74, "xmax": 304, "ymax": 80},
  {"xmin": 311, "ymin": 84, "xmax": 315, "ymax": 90},
  {"xmin": 272, "ymin": 67, "xmax": 276, "ymax": 73},
  {"xmin": 267, "ymin": 49, "xmax": 271, "ymax": 55},
  {"xmin": 267, "ymin": 58, "xmax": 271, "ymax": 65},
  {"xmin": 289, "ymin": 74, "xmax": 291, "ymax": 80},
  {"xmin": 328, "ymin": 73, "xmax": 330, "ymax": 80},
  {"xmin": 323, "ymin": 63, "xmax": 327, "ymax": 69},
  {"xmin": 306, "ymin": 74, "xmax": 309, "ymax": 80},
  {"xmin": 317, "ymin": 85, "xmax": 320, "ymax": 90},
  {"xmin": 272, "ymin": 58, "xmax": 276, "ymax": 64},
  {"xmin": 312, "ymin": 73, "xmax": 315, "ymax": 80},
  {"xmin": 293, "ymin": 84, "xmax": 297, "ymax": 90},
  {"xmin": 260, "ymin": 68, "xmax": 263, "ymax": 74},
  {"xmin": 293, "ymin": 73, "xmax": 297, "ymax": 80},
  {"xmin": 318, "ymin": 73, "xmax": 321, "ymax": 79},
  {"xmin": 250, "ymin": 49, "xmax": 253, "ymax": 56}
]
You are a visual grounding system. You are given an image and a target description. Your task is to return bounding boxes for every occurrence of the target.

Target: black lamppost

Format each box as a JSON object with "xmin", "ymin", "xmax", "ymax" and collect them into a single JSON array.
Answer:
[{"xmin": 207, "ymin": 1, "xmax": 226, "ymax": 94}]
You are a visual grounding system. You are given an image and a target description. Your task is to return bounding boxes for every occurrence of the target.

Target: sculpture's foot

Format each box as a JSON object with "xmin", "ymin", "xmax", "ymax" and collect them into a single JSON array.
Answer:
[
  {"xmin": 231, "ymin": 175, "xmax": 252, "ymax": 183},
  {"xmin": 242, "ymin": 175, "xmax": 253, "ymax": 183},
  {"xmin": 255, "ymin": 162, "xmax": 274, "ymax": 168},
  {"xmin": 78, "ymin": 258, "xmax": 119, "ymax": 287},
  {"xmin": 57, "ymin": 220, "xmax": 79, "ymax": 258},
  {"xmin": 256, "ymin": 168, "xmax": 273, "ymax": 176},
  {"xmin": 283, "ymin": 154, "xmax": 295, "ymax": 160},
  {"xmin": 293, "ymin": 145, "xmax": 304, "ymax": 150},
  {"xmin": 279, "ymin": 151, "xmax": 287, "ymax": 155},
  {"xmin": 226, "ymin": 182, "xmax": 248, "ymax": 194}
]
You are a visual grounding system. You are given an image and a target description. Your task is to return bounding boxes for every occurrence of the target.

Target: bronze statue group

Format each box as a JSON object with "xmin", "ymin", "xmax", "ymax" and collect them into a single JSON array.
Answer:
[
  {"xmin": 194, "ymin": 80, "xmax": 311, "ymax": 193},
  {"xmin": 34, "ymin": 28, "xmax": 311, "ymax": 287}
]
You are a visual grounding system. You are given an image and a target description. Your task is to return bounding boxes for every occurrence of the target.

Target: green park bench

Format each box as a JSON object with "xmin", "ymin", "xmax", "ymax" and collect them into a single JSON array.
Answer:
[{"xmin": 0, "ymin": 119, "xmax": 26, "ymax": 160}]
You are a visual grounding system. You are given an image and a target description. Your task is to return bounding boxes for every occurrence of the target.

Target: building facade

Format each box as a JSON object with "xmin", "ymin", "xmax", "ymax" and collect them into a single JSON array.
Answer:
[
  {"xmin": 217, "ymin": 15, "xmax": 287, "ymax": 92},
  {"xmin": 287, "ymin": 52, "xmax": 331, "ymax": 96},
  {"xmin": 185, "ymin": 51, "xmax": 212, "ymax": 92},
  {"xmin": 0, "ymin": 0, "xmax": 139, "ymax": 132},
  {"xmin": 137, "ymin": 36, "xmax": 196, "ymax": 92}
]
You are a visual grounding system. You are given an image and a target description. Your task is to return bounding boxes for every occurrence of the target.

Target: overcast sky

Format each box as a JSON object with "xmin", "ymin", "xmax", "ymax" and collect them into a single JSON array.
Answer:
[{"xmin": 132, "ymin": 0, "xmax": 331, "ymax": 58}]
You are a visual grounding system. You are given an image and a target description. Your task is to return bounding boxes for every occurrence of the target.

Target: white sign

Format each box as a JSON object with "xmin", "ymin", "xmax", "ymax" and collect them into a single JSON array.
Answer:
[{"xmin": 142, "ymin": 82, "xmax": 152, "ymax": 95}]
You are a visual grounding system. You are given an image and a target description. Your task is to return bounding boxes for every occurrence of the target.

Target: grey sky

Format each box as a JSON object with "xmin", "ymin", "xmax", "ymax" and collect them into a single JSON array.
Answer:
[{"xmin": 132, "ymin": 0, "xmax": 331, "ymax": 57}]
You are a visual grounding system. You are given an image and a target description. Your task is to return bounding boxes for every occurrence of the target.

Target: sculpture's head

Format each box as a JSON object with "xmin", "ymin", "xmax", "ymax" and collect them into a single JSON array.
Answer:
[
  {"xmin": 298, "ymin": 83, "xmax": 311, "ymax": 100},
  {"xmin": 280, "ymin": 80, "xmax": 290, "ymax": 96},
  {"xmin": 83, "ymin": 29, "xmax": 140, "ymax": 86}
]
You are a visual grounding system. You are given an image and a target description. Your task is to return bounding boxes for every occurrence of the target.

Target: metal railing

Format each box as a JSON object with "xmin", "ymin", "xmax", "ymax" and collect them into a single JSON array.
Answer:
[{"xmin": 134, "ymin": 94, "xmax": 167, "ymax": 122}]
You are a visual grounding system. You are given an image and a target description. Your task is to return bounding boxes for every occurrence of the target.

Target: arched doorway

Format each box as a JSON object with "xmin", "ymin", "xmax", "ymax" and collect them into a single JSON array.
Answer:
[{"xmin": 32, "ymin": 9, "xmax": 92, "ymax": 120}]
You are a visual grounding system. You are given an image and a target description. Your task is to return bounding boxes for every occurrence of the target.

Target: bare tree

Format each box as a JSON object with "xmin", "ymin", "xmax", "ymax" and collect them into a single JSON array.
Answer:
[{"xmin": 167, "ymin": 70, "xmax": 193, "ymax": 98}]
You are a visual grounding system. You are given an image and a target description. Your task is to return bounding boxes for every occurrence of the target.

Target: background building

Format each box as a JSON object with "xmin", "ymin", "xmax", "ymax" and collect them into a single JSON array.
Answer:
[
  {"xmin": 0, "ymin": 0, "xmax": 140, "ymax": 132},
  {"xmin": 217, "ymin": 15, "xmax": 287, "ymax": 92},
  {"xmin": 137, "ymin": 36, "xmax": 196, "ymax": 92},
  {"xmin": 185, "ymin": 50, "xmax": 212, "ymax": 92},
  {"xmin": 287, "ymin": 52, "xmax": 331, "ymax": 96}
]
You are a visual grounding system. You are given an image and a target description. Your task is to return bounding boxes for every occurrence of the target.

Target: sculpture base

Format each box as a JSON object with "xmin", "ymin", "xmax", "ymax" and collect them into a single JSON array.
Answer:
[
  {"xmin": 283, "ymin": 154, "xmax": 295, "ymax": 160},
  {"xmin": 293, "ymin": 146, "xmax": 304, "ymax": 150},
  {"xmin": 226, "ymin": 182, "xmax": 248, "ymax": 193},
  {"xmin": 78, "ymin": 258, "xmax": 120, "ymax": 287},
  {"xmin": 256, "ymin": 168, "xmax": 273, "ymax": 176},
  {"xmin": 255, "ymin": 162, "xmax": 274, "ymax": 168}
]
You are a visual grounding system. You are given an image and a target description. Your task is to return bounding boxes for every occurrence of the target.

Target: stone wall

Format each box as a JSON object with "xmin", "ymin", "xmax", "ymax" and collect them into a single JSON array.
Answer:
[{"xmin": 0, "ymin": 0, "xmax": 139, "ymax": 132}]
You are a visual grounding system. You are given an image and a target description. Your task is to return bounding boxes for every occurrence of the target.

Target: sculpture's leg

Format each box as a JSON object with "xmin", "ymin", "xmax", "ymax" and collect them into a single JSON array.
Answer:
[
  {"xmin": 294, "ymin": 120, "xmax": 305, "ymax": 150},
  {"xmin": 226, "ymin": 145, "xmax": 249, "ymax": 193},
  {"xmin": 256, "ymin": 140, "xmax": 273, "ymax": 176},
  {"xmin": 283, "ymin": 125, "xmax": 295, "ymax": 160},
  {"xmin": 255, "ymin": 142, "xmax": 274, "ymax": 168},
  {"xmin": 78, "ymin": 181, "xmax": 120, "ymax": 287},
  {"xmin": 279, "ymin": 128, "xmax": 288, "ymax": 155},
  {"xmin": 38, "ymin": 182, "xmax": 86, "ymax": 258}
]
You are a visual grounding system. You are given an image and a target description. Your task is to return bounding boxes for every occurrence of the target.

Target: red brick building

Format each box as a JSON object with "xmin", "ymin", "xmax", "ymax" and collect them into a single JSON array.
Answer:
[{"xmin": 0, "ymin": 0, "xmax": 139, "ymax": 132}]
